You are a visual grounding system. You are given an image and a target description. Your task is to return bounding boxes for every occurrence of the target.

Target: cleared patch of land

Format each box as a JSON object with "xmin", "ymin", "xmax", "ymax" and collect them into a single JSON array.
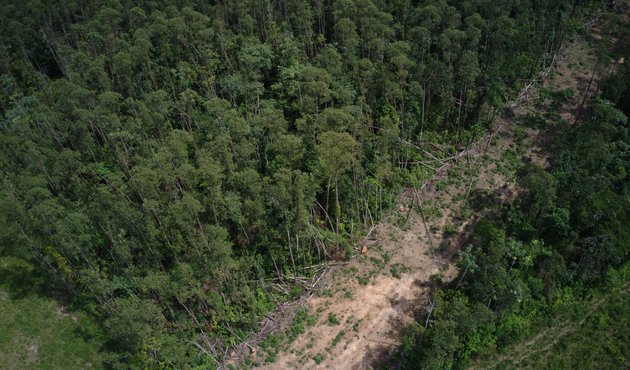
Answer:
[{"xmin": 225, "ymin": 17, "xmax": 602, "ymax": 370}]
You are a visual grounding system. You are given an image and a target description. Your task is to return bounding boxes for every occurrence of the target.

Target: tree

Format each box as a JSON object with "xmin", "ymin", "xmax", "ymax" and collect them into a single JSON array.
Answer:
[{"xmin": 316, "ymin": 131, "xmax": 359, "ymax": 233}]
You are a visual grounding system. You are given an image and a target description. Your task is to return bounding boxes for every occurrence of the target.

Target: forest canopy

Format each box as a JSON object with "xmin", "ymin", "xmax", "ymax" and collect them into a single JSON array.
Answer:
[
  {"xmin": 400, "ymin": 8, "xmax": 630, "ymax": 368},
  {"xmin": 0, "ymin": 0, "xmax": 605, "ymax": 367}
]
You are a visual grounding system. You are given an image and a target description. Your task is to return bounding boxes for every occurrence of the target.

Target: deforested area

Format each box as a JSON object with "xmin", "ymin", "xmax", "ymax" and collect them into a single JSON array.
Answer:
[{"xmin": 1, "ymin": 0, "xmax": 628, "ymax": 369}]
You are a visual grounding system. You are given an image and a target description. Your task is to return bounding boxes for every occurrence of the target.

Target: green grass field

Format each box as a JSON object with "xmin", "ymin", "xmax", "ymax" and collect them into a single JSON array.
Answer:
[{"xmin": 0, "ymin": 256, "xmax": 106, "ymax": 369}]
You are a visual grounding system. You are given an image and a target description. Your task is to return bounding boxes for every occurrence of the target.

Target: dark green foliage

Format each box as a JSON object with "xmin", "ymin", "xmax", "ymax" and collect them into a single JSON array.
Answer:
[
  {"xmin": 0, "ymin": 0, "xmax": 603, "ymax": 366},
  {"xmin": 401, "ymin": 89, "xmax": 630, "ymax": 367},
  {"xmin": 326, "ymin": 313, "xmax": 341, "ymax": 326}
]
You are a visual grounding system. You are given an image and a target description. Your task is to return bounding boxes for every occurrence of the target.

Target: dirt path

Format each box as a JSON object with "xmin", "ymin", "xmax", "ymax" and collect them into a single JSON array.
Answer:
[
  {"xmin": 234, "ymin": 21, "xmax": 603, "ymax": 370},
  {"xmin": 251, "ymin": 120, "xmax": 513, "ymax": 369}
]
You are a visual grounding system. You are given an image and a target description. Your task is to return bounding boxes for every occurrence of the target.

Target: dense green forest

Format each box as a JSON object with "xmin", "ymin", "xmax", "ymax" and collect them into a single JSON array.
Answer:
[
  {"xmin": 0, "ymin": 0, "xmax": 609, "ymax": 367},
  {"xmin": 401, "ymin": 10, "xmax": 630, "ymax": 368},
  {"xmin": 401, "ymin": 96, "xmax": 630, "ymax": 368}
]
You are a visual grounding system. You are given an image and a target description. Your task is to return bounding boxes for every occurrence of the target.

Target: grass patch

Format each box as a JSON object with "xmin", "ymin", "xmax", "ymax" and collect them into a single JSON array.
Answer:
[
  {"xmin": 326, "ymin": 313, "xmax": 340, "ymax": 326},
  {"xmin": 370, "ymin": 257, "xmax": 385, "ymax": 270},
  {"xmin": 357, "ymin": 275, "xmax": 369, "ymax": 286},
  {"xmin": 443, "ymin": 224, "xmax": 457, "ymax": 237},
  {"xmin": 390, "ymin": 266, "xmax": 401, "ymax": 279},
  {"xmin": 313, "ymin": 353, "xmax": 326, "ymax": 364},
  {"xmin": 331, "ymin": 330, "xmax": 346, "ymax": 347},
  {"xmin": 0, "ymin": 257, "xmax": 106, "ymax": 369}
]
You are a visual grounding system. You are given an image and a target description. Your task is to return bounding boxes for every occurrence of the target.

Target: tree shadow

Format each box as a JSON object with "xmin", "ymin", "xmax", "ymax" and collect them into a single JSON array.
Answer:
[{"xmin": 0, "ymin": 256, "xmax": 48, "ymax": 299}]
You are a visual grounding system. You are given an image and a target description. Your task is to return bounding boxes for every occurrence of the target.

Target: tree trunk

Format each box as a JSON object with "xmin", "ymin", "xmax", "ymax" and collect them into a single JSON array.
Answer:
[{"xmin": 335, "ymin": 175, "xmax": 340, "ymax": 234}]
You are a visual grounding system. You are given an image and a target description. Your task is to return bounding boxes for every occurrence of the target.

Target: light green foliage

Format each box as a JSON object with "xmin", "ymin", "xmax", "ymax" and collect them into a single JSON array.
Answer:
[
  {"xmin": 0, "ymin": 257, "xmax": 106, "ymax": 369},
  {"xmin": 480, "ymin": 278, "xmax": 630, "ymax": 369}
]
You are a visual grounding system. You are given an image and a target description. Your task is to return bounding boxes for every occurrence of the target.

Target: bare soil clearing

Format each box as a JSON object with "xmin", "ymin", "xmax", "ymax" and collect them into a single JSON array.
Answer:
[{"xmin": 229, "ymin": 27, "xmax": 600, "ymax": 370}]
